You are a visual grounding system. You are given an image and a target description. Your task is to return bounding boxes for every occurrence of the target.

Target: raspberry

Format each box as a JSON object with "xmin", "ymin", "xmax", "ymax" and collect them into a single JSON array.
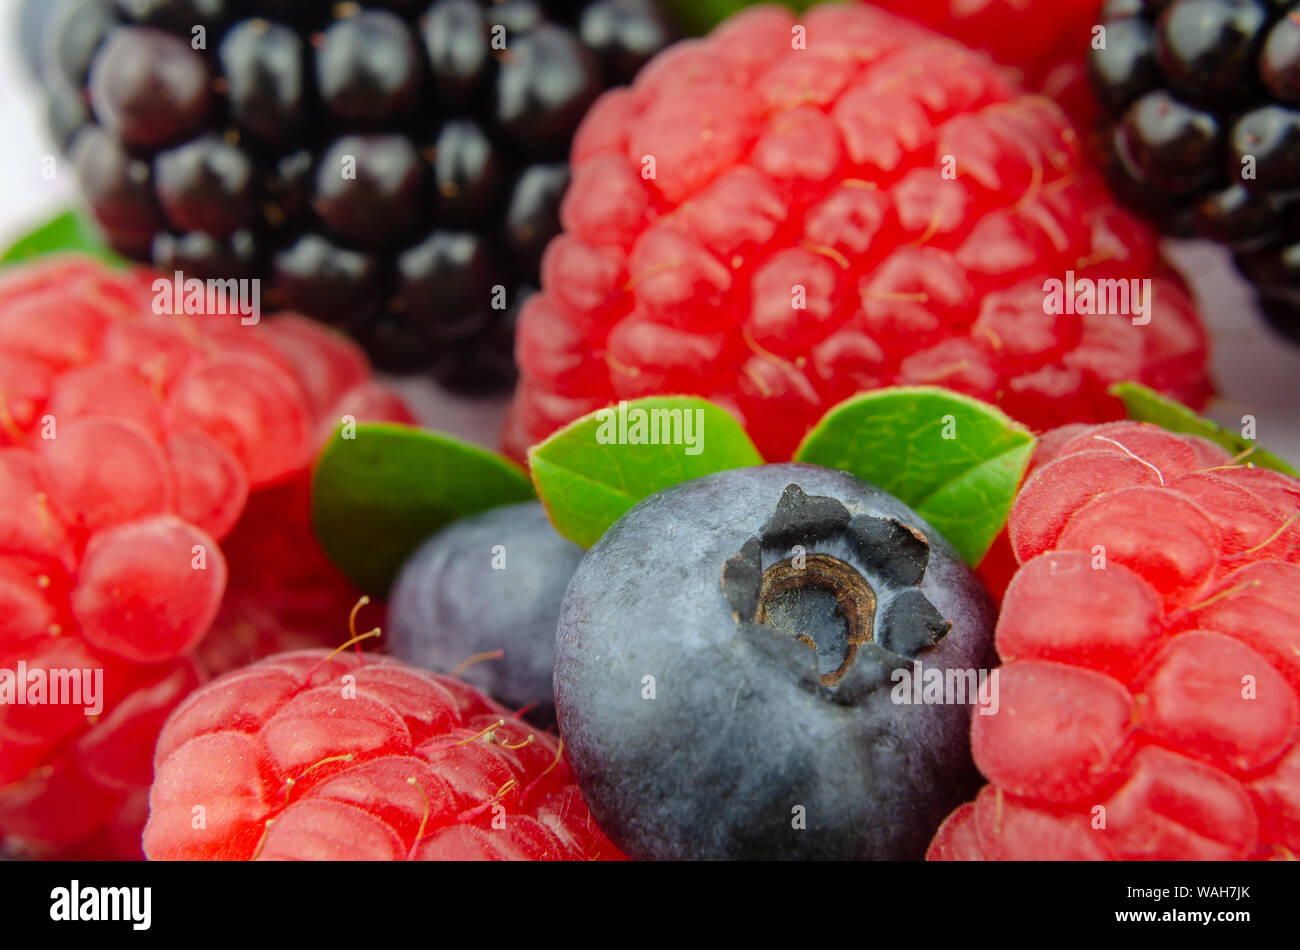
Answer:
[
  {"xmin": 143, "ymin": 649, "xmax": 622, "ymax": 861},
  {"xmin": 0, "ymin": 257, "xmax": 412, "ymax": 859},
  {"xmin": 1090, "ymin": 0, "xmax": 1300, "ymax": 341},
  {"xmin": 36, "ymin": 0, "xmax": 676, "ymax": 393},
  {"xmin": 868, "ymin": 0, "xmax": 1103, "ymax": 127},
  {"xmin": 71, "ymin": 516, "xmax": 227, "ymax": 662},
  {"xmin": 505, "ymin": 3, "xmax": 1212, "ymax": 462},
  {"xmin": 929, "ymin": 421, "xmax": 1300, "ymax": 861}
]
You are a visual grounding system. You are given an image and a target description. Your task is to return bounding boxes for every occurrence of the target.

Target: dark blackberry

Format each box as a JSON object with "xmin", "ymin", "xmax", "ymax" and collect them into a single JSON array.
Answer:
[
  {"xmin": 34, "ymin": 0, "xmax": 676, "ymax": 394},
  {"xmin": 1091, "ymin": 0, "xmax": 1300, "ymax": 340},
  {"xmin": 89, "ymin": 27, "xmax": 213, "ymax": 148},
  {"xmin": 71, "ymin": 126, "xmax": 165, "ymax": 257},
  {"xmin": 154, "ymin": 132, "xmax": 259, "ymax": 236},
  {"xmin": 312, "ymin": 134, "xmax": 427, "ymax": 246},
  {"xmin": 217, "ymin": 19, "xmax": 309, "ymax": 148}
]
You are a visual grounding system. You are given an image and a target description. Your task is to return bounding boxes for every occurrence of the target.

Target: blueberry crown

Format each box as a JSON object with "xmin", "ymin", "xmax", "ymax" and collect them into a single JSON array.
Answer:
[{"xmin": 721, "ymin": 484, "xmax": 952, "ymax": 688}]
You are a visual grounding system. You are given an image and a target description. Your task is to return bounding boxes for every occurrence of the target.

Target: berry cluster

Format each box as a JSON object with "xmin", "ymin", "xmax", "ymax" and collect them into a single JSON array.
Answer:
[
  {"xmin": 929, "ymin": 421, "xmax": 1300, "ymax": 860},
  {"xmin": 37, "ymin": 0, "xmax": 674, "ymax": 391},
  {"xmin": 5, "ymin": 0, "xmax": 1292, "ymax": 867},
  {"xmin": 505, "ymin": 3, "xmax": 1211, "ymax": 463},
  {"xmin": 143, "ymin": 649, "xmax": 621, "ymax": 860},
  {"xmin": 0, "ymin": 257, "xmax": 411, "ymax": 858},
  {"xmin": 1091, "ymin": 0, "xmax": 1300, "ymax": 341}
]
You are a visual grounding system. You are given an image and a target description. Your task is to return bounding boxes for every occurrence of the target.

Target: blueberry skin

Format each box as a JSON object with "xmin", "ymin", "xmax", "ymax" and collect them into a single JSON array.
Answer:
[
  {"xmin": 555, "ymin": 464, "xmax": 997, "ymax": 860},
  {"xmin": 388, "ymin": 501, "xmax": 583, "ymax": 725}
]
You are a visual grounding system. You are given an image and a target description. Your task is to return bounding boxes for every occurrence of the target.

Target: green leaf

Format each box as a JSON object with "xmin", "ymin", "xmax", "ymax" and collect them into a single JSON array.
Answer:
[
  {"xmin": 529, "ymin": 396, "xmax": 763, "ymax": 547},
  {"xmin": 794, "ymin": 387, "xmax": 1035, "ymax": 565},
  {"xmin": 1, "ymin": 209, "xmax": 124, "ymax": 267},
  {"xmin": 662, "ymin": 0, "xmax": 819, "ymax": 35},
  {"xmin": 311, "ymin": 423, "xmax": 535, "ymax": 595},
  {"xmin": 1111, "ymin": 381, "xmax": 1298, "ymax": 476}
]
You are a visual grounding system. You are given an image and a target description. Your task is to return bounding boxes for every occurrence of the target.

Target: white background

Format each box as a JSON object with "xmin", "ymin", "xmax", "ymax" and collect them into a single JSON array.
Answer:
[{"xmin": 2, "ymin": 0, "xmax": 1297, "ymax": 461}]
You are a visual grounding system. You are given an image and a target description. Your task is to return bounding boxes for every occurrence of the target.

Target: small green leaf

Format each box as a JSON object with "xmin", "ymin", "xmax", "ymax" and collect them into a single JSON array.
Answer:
[
  {"xmin": 794, "ymin": 387, "xmax": 1035, "ymax": 565},
  {"xmin": 1111, "ymin": 381, "xmax": 1298, "ymax": 477},
  {"xmin": 311, "ymin": 424, "xmax": 535, "ymax": 595},
  {"xmin": 1, "ymin": 210, "xmax": 124, "ymax": 267},
  {"xmin": 662, "ymin": 0, "xmax": 818, "ymax": 35},
  {"xmin": 529, "ymin": 396, "xmax": 763, "ymax": 547}
]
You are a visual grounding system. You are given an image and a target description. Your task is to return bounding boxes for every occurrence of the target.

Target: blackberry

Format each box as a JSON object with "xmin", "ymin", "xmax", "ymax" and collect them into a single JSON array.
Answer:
[
  {"xmin": 36, "ymin": 0, "xmax": 675, "ymax": 393},
  {"xmin": 1091, "ymin": 0, "xmax": 1300, "ymax": 341}
]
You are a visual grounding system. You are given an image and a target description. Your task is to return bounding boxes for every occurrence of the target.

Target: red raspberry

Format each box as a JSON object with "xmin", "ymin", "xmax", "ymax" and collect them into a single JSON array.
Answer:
[
  {"xmin": 143, "ymin": 649, "xmax": 621, "ymax": 861},
  {"xmin": 0, "ymin": 257, "xmax": 413, "ymax": 859},
  {"xmin": 504, "ymin": 4, "xmax": 1209, "ymax": 463},
  {"xmin": 866, "ymin": 0, "xmax": 1103, "ymax": 127},
  {"xmin": 199, "ymin": 476, "xmax": 384, "ymax": 676},
  {"xmin": 928, "ymin": 422, "xmax": 1300, "ymax": 861}
]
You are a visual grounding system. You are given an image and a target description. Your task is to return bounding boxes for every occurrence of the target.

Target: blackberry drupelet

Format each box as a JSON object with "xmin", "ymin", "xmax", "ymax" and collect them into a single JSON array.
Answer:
[
  {"xmin": 36, "ymin": 0, "xmax": 675, "ymax": 392},
  {"xmin": 1091, "ymin": 0, "xmax": 1300, "ymax": 341}
]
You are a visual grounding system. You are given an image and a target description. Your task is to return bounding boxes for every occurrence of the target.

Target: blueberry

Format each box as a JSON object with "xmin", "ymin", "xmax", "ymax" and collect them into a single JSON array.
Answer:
[
  {"xmin": 389, "ymin": 501, "xmax": 583, "ymax": 726},
  {"xmin": 555, "ymin": 464, "xmax": 996, "ymax": 860}
]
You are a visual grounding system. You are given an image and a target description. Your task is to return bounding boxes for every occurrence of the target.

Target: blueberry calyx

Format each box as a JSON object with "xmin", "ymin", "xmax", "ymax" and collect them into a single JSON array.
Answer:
[
  {"xmin": 721, "ymin": 482, "xmax": 951, "ymax": 690},
  {"xmin": 721, "ymin": 536, "xmax": 762, "ymax": 622},
  {"xmin": 878, "ymin": 588, "xmax": 952, "ymax": 656},
  {"xmin": 759, "ymin": 483, "xmax": 851, "ymax": 547},
  {"xmin": 754, "ymin": 552, "xmax": 875, "ymax": 686},
  {"xmin": 847, "ymin": 513, "xmax": 931, "ymax": 587}
]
